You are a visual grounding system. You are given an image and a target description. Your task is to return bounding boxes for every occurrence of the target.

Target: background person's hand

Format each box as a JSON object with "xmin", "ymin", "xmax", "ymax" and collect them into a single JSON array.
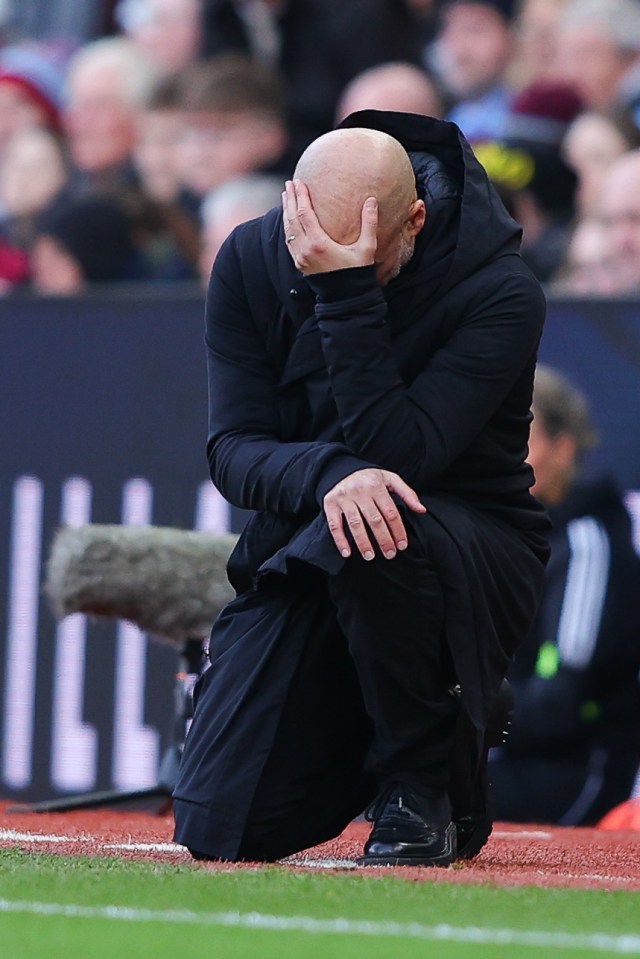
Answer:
[
  {"xmin": 323, "ymin": 468, "xmax": 427, "ymax": 561},
  {"xmin": 282, "ymin": 178, "xmax": 377, "ymax": 274}
]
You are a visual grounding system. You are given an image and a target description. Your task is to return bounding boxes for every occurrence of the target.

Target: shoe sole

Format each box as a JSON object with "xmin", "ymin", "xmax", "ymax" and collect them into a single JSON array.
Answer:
[{"xmin": 359, "ymin": 822, "xmax": 457, "ymax": 868}]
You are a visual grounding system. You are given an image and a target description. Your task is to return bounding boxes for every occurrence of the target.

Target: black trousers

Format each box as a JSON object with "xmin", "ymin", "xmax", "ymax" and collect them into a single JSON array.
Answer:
[{"xmin": 229, "ymin": 544, "xmax": 458, "ymax": 861}]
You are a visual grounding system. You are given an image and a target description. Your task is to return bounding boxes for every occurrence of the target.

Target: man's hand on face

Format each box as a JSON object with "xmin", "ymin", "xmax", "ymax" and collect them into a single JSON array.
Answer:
[
  {"xmin": 282, "ymin": 179, "xmax": 378, "ymax": 274},
  {"xmin": 323, "ymin": 468, "xmax": 427, "ymax": 561}
]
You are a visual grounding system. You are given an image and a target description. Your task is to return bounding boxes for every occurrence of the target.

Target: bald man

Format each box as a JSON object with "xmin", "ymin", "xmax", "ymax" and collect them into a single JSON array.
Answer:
[
  {"xmin": 173, "ymin": 109, "xmax": 551, "ymax": 867},
  {"xmin": 335, "ymin": 62, "xmax": 443, "ymax": 124}
]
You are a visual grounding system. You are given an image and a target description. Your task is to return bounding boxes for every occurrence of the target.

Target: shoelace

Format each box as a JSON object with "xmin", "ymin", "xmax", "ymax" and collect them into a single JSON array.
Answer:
[{"xmin": 364, "ymin": 783, "xmax": 419, "ymax": 823}]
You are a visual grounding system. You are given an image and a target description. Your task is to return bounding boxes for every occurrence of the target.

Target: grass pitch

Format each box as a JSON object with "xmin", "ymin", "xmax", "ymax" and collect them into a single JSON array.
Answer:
[{"xmin": 1, "ymin": 849, "xmax": 640, "ymax": 958}]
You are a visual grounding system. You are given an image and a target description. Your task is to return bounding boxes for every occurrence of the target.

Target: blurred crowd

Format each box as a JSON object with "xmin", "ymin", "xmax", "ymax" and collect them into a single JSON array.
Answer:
[{"xmin": 1, "ymin": 0, "xmax": 640, "ymax": 297}]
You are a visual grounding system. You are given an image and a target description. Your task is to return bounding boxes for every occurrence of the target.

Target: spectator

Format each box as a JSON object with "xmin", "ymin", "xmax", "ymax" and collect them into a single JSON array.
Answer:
[
  {"xmin": 0, "ymin": 43, "xmax": 65, "ymax": 158},
  {"xmin": 474, "ymin": 81, "xmax": 582, "ymax": 282},
  {"xmin": 335, "ymin": 62, "xmax": 443, "ymax": 124},
  {"xmin": 509, "ymin": 0, "xmax": 571, "ymax": 90},
  {"xmin": 0, "ymin": 127, "xmax": 68, "ymax": 247},
  {"xmin": 549, "ymin": 0, "xmax": 640, "ymax": 116},
  {"xmin": 563, "ymin": 110, "xmax": 638, "ymax": 219},
  {"xmin": 201, "ymin": 0, "xmax": 428, "ymax": 161},
  {"xmin": 490, "ymin": 365, "xmax": 640, "ymax": 825},
  {"xmin": 30, "ymin": 193, "xmax": 142, "ymax": 294},
  {"xmin": 134, "ymin": 75, "xmax": 185, "ymax": 204},
  {"xmin": 551, "ymin": 217, "xmax": 618, "ymax": 295},
  {"xmin": 130, "ymin": 75, "xmax": 201, "ymax": 280},
  {"xmin": 429, "ymin": 0, "xmax": 518, "ymax": 141},
  {"xmin": 64, "ymin": 36, "xmax": 157, "ymax": 190},
  {"xmin": 595, "ymin": 149, "xmax": 640, "ymax": 293},
  {"xmin": 198, "ymin": 172, "xmax": 282, "ymax": 285},
  {"xmin": 174, "ymin": 53, "xmax": 289, "ymax": 213},
  {"xmin": 115, "ymin": 0, "xmax": 204, "ymax": 77}
]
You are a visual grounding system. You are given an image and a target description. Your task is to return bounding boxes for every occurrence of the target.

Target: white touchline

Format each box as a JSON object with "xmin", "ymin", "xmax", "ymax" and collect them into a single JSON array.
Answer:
[
  {"xmin": 0, "ymin": 900, "xmax": 639, "ymax": 954},
  {"xmin": 492, "ymin": 830, "xmax": 553, "ymax": 840},
  {"xmin": 0, "ymin": 830, "xmax": 184, "ymax": 853}
]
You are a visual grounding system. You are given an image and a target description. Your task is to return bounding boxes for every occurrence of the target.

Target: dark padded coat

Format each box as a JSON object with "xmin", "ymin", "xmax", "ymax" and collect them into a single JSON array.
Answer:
[{"xmin": 172, "ymin": 111, "xmax": 550, "ymax": 858}]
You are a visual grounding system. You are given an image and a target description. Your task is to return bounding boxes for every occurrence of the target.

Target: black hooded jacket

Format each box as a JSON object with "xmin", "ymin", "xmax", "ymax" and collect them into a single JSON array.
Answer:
[{"xmin": 204, "ymin": 110, "xmax": 549, "ymax": 595}]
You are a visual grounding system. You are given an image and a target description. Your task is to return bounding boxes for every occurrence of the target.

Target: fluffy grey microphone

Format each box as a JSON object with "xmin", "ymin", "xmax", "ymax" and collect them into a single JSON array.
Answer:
[{"xmin": 45, "ymin": 524, "xmax": 239, "ymax": 646}]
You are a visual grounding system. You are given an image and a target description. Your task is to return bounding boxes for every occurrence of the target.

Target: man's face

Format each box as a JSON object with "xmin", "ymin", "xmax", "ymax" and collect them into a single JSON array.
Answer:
[
  {"xmin": 176, "ymin": 112, "xmax": 282, "ymax": 197},
  {"xmin": 436, "ymin": 3, "xmax": 513, "ymax": 98},
  {"xmin": 550, "ymin": 25, "xmax": 628, "ymax": 111},
  {"xmin": 128, "ymin": 0, "xmax": 202, "ymax": 76},
  {"xmin": 65, "ymin": 65, "xmax": 137, "ymax": 172},
  {"xmin": 598, "ymin": 159, "xmax": 640, "ymax": 293},
  {"xmin": 527, "ymin": 414, "xmax": 576, "ymax": 506},
  {"xmin": 374, "ymin": 229, "xmax": 415, "ymax": 286}
]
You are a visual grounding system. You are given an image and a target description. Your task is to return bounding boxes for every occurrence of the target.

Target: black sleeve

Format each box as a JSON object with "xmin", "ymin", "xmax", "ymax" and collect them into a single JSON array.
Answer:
[
  {"xmin": 205, "ymin": 235, "xmax": 374, "ymax": 515},
  {"xmin": 307, "ymin": 263, "xmax": 546, "ymax": 489}
]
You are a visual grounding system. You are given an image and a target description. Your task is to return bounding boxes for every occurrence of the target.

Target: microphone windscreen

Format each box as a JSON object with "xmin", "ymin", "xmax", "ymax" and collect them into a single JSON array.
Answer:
[{"xmin": 45, "ymin": 524, "xmax": 239, "ymax": 646}]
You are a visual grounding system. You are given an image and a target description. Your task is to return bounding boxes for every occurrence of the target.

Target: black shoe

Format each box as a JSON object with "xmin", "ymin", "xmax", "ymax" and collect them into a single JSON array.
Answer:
[
  {"xmin": 360, "ymin": 785, "xmax": 456, "ymax": 867},
  {"xmin": 454, "ymin": 679, "xmax": 514, "ymax": 861}
]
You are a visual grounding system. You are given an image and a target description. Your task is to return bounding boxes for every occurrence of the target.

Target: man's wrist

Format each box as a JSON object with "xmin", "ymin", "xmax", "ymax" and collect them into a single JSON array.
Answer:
[{"xmin": 306, "ymin": 264, "xmax": 378, "ymax": 303}]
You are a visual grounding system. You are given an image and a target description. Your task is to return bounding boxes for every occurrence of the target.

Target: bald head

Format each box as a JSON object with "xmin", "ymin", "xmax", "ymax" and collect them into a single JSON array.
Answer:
[
  {"xmin": 294, "ymin": 127, "xmax": 419, "ymax": 243},
  {"xmin": 336, "ymin": 64, "xmax": 442, "ymax": 125}
]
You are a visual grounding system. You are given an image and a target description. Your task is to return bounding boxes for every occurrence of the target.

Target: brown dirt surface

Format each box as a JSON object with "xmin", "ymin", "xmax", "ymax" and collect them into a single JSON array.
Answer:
[{"xmin": 2, "ymin": 803, "xmax": 640, "ymax": 891}]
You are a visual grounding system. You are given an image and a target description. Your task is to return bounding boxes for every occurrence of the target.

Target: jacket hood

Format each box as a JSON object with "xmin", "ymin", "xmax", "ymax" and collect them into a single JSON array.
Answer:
[
  {"xmin": 338, "ymin": 110, "xmax": 522, "ymax": 295},
  {"xmin": 261, "ymin": 109, "xmax": 523, "ymax": 311}
]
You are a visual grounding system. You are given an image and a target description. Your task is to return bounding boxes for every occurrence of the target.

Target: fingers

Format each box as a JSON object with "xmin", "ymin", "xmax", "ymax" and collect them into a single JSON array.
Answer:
[
  {"xmin": 282, "ymin": 180, "xmax": 316, "ymax": 239},
  {"xmin": 359, "ymin": 196, "xmax": 378, "ymax": 254},
  {"xmin": 323, "ymin": 469, "xmax": 425, "ymax": 561},
  {"xmin": 282, "ymin": 180, "xmax": 304, "ymax": 243},
  {"xmin": 282, "ymin": 180, "xmax": 378, "ymax": 273},
  {"xmin": 381, "ymin": 470, "xmax": 428, "ymax": 514},
  {"xmin": 292, "ymin": 179, "xmax": 318, "ymax": 236},
  {"xmin": 325, "ymin": 501, "xmax": 376, "ymax": 561}
]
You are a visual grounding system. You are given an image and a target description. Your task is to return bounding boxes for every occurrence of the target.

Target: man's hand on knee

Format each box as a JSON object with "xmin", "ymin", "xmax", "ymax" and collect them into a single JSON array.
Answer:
[{"xmin": 323, "ymin": 468, "xmax": 426, "ymax": 561}]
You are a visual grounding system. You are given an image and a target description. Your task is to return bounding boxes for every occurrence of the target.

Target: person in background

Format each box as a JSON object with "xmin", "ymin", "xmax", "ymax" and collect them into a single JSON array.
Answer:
[
  {"xmin": 115, "ymin": 0, "xmax": 204, "ymax": 77},
  {"xmin": 174, "ymin": 53, "xmax": 289, "ymax": 217},
  {"xmin": 134, "ymin": 75, "xmax": 184, "ymax": 205},
  {"xmin": 335, "ymin": 62, "xmax": 443, "ymax": 125},
  {"xmin": 132, "ymin": 74, "xmax": 202, "ymax": 279},
  {"xmin": 474, "ymin": 81, "xmax": 583, "ymax": 282},
  {"xmin": 594, "ymin": 149, "xmax": 640, "ymax": 294},
  {"xmin": 490, "ymin": 365, "xmax": 640, "ymax": 825},
  {"xmin": 198, "ymin": 172, "xmax": 282, "ymax": 286},
  {"xmin": 0, "ymin": 43, "xmax": 65, "ymax": 158},
  {"xmin": 0, "ymin": 126, "xmax": 68, "ymax": 248},
  {"xmin": 64, "ymin": 36, "xmax": 157, "ymax": 192},
  {"xmin": 201, "ymin": 0, "xmax": 428, "ymax": 164},
  {"xmin": 429, "ymin": 0, "xmax": 518, "ymax": 142},
  {"xmin": 508, "ymin": 0, "xmax": 570, "ymax": 91},
  {"xmin": 550, "ymin": 217, "xmax": 618, "ymax": 295},
  {"xmin": 562, "ymin": 111, "xmax": 638, "ymax": 219},
  {"xmin": 549, "ymin": 0, "xmax": 640, "ymax": 121},
  {"xmin": 30, "ymin": 193, "xmax": 142, "ymax": 294}
]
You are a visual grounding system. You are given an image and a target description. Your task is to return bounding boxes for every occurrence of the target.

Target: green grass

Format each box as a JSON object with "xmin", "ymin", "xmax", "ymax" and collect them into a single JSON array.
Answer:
[{"xmin": 1, "ymin": 850, "xmax": 640, "ymax": 958}]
